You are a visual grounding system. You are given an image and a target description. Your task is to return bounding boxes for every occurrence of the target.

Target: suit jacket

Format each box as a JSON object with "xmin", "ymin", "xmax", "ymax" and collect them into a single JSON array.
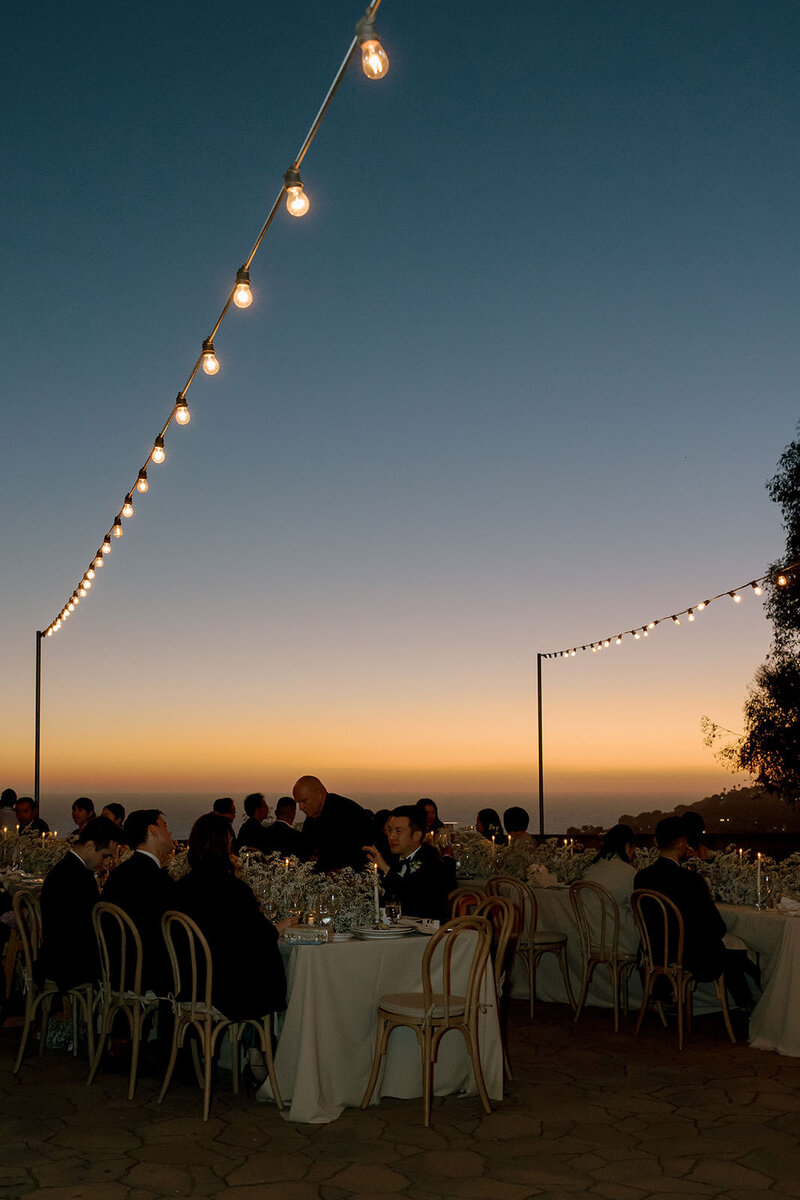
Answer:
[
  {"xmin": 260, "ymin": 820, "xmax": 304, "ymax": 858},
  {"xmin": 381, "ymin": 843, "xmax": 453, "ymax": 922},
  {"xmin": 634, "ymin": 856, "xmax": 726, "ymax": 980},
  {"xmin": 237, "ymin": 817, "xmax": 271, "ymax": 854},
  {"xmin": 102, "ymin": 851, "xmax": 177, "ymax": 994},
  {"xmin": 299, "ymin": 793, "xmax": 372, "ymax": 872},
  {"xmin": 173, "ymin": 866, "xmax": 286, "ymax": 1021},
  {"xmin": 37, "ymin": 850, "xmax": 100, "ymax": 990}
]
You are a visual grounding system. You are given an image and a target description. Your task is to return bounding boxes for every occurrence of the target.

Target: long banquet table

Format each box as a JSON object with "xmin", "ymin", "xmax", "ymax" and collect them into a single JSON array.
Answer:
[{"xmin": 257, "ymin": 932, "xmax": 503, "ymax": 1123}]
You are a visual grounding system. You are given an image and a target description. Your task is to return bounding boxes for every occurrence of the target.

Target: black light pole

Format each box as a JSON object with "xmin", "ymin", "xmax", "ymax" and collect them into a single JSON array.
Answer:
[
  {"xmin": 34, "ymin": 630, "xmax": 44, "ymax": 809},
  {"xmin": 537, "ymin": 652, "xmax": 544, "ymax": 837}
]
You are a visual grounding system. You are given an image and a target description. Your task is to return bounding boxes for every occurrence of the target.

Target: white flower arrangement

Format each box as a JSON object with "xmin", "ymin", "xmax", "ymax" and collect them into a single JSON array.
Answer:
[{"xmin": 0, "ymin": 832, "xmax": 69, "ymax": 877}]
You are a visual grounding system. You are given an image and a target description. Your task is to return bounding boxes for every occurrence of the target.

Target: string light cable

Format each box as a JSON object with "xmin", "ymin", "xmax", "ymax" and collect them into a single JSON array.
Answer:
[
  {"xmin": 40, "ymin": 1, "xmax": 389, "ymax": 639},
  {"xmin": 540, "ymin": 561, "xmax": 800, "ymax": 660}
]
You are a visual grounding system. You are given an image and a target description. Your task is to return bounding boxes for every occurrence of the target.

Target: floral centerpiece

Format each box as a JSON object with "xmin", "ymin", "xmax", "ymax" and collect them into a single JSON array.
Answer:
[{"xmin": 0, "ymin": 832, "xmax": 69, "ymax": 877}]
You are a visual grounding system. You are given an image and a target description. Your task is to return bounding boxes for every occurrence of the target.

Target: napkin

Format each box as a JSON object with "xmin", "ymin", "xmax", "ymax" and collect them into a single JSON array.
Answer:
[{"xmin": 528, "ymin": 865, "xmax": 559, "ymax": 888}]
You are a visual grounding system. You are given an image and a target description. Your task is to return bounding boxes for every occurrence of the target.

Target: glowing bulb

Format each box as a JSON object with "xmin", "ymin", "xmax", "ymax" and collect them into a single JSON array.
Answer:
[
  {"xmin": 86, "ymin": 568, "xmax": 95, "ymax": 580},
  {"xmin": 730, "ymin": 591, "xmax": 742, "ymax": 603},
  {"xmin": 633, "ymin": 630, "xmax": 640, "ymax": 640},
  {"xmin": 233, "ymin": 267, "xmax": 252, "ymax": 309},
  {"xmin": 361, "ymin": 38, "xmax": 389, "ymax": 79},
  {"xmin": 751, "ymin": 582, "xmax": 763, "ymax": 596},
  {"xmin": 47, "ymin": 628, "xmax": 53, "ymax": 637},
  {"xmin": 647, "ymin": 621, "xmax": 656, "ymax": 629},
  {"xmin": 78, "ymin": 585, "xmax": 87, "ymax": 597},
  {"xmin": 696, "ymin": 601, "xmax": 706, "ymax": 611},
  {"xmin": 603, "ymin": 640, "xmax": 610, "ymax": 648},
  {"xmin": 777, "ymin": 573, "xmax": 788, "ymax": 587},
  {"xmin": 687, "ymin": 610, "xmax": 695, "ymax": 621},
  {"xmin": 615, "ymin": 636, "xmax": 622, "ymax": 645},
  {"xmin": 201, "ymin": 338, "xmax": 219, "ymax": 375},
  {"xmin": 82, "ymin": 577, "xmax": 92, "ymax": 590},
  {"xmin": 67, "ymin": 601, "xmax": 75, "ymax": 612},
  {"xmin": 642, "ymin": 628, "xmax": 648, "ymax": 637},
  {"xmin": 174, "ymin": 396, "xmax": 190, "ymax": 425},
  {"xmin": 284, "ymin": 166, "xmax": 309, "ymax": 217},
  {"xmin": 94, "ymin": 554, "xmax": 103, "ymax": 569},
  {"xmin": 152, "ymin": 436, "xmax": 166, "ymax": 464},
  {"xmin": 122, "ymin": 495, "xmax": 134, "ymax": 518},
  {"xmin": 570, "ymin": 649, "xmax": 576, "ymax": 656},
  {"xmin": 102, "ymin": 537, "xmax": 112, "ymax": 555},
  {"xmin": 672, "ymin": 615, "xmax": 681, "ymax": 625},
  {"xmin": 113, "ymin": 518, "xmax": 123, "ymax": 539},
  {"xmin": 137, "ymin": 469, "xmax": 149, "ymax": 494}
]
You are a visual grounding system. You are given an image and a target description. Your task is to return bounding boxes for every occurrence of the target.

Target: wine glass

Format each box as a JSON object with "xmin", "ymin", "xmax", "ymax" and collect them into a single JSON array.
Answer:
[{"xmin": 384, "ymin": 900, "xmax": 402, "ymax": 925}]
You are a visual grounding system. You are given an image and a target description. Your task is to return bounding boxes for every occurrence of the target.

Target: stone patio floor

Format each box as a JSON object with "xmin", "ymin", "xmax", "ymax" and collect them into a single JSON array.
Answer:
[{"xmin": 2, "ymin": 1000, "xmax": 800, "ymax": 1200}]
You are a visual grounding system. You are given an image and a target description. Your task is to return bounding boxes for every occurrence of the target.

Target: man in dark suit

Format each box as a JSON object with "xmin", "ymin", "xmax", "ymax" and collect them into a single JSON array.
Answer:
[
  {"xmin": 634, "ymin": 815, "xmax": 754, "ymax": 1006},
  {"xmin": 365, "ymin": 805, "xmax": 453, "ymax": 922},
  {"xmin": 102, "ymin": 808, "xmax": 176, "ymax": 994},
  {"xmin": 261, "ymin": 796, "xmax": 304, "ymax": 857},
  {"xmin": 14, "ymin": 796, "xmax": 50, "ymax": 835},
  {"xmin": 294, "ymin": 776, "xmax": 372, "ymax": 872},
  {"xmin": 237, "ymin": 793, "xmax": 272, "ymax": 854},
  {"xmin": 37, "ymin": 816, "xmax": 122, "ymax": 990}
]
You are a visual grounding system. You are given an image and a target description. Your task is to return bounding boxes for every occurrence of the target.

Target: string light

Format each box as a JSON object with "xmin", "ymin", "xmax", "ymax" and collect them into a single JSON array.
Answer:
[
  {"xmin": 201, "ymin": 338, "xmax": 219, "ymax": 376},
  {"xmin": 136, "ymin": 469, "xmax": 149, "ymax": 494},
  {"xmin": 93, "ymin": 554, "xmax": 104, "ymax": 569},
  {"xmin": 284, "ymin": 166, "xmax": 310, "ymax": 217},
  {"xmin": 101, "ymin": 537, "xmax": 112, "ymax": 555},
  {"xmin": 86, "ymin": 567, "xmax": 95, "ymax": 580},
  {"xmin": 122, "ymin": 495, "xmax": 134, "ymax": 518},
  {"xmin": 233, "ymin": 267, "xmax": 253, "ymax": 309},
  {"xmin": 174, "ymin": 395, "xmax": 191, "ymax": 425},
  {"xmin": 152, "ymin": 436, "xmax": 166, "ymax": 464},
  {"xmin": 112, "ymin": 518, "xmax": 123, "ymax": 539},
  {"xmin": 542, "ymin": 561, "xmax": 800, "ymax": 660},
  {"xmin": 356, "ymin": 14, "xmax": 390, "ymax": 79}
]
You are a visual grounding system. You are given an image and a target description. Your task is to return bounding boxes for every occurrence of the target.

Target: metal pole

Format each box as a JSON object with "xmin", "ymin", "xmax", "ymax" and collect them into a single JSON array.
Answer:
[
  {"xmin": 34, "ymin": 631, "xmax": 43, "ymax": 810},
  {"xmin": 537, "ymin": 652, "xmax": 544, "ymax": 837}
]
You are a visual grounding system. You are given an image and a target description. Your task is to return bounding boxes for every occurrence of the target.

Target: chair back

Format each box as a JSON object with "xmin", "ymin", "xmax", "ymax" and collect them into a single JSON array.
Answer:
[
  {"xmin": 486, "ymin": 875, "xmax": 535, "ymax": 934},
  {"xmin": 474, "ymin": 895, "xmax": 518, "ymax": 993},
  {"xmin": 631, "ymin": 889, "xmax": 685, "ymax": 973},
  {"xmin": 93, "ymin": 901, "xmax": 145, "ymax": 998},
  {"xmin": 421, "ymin": 915, "xmax": 492, "ymax": 1021},
  {"xmin": 570, "ymin": 880, "xmax": 621, "ymax": 960},
  {"xmin": 11, "ymin": 890, "xmax": 41, "ymax": 990},
  {"xmin": 161, "ymin": 910, "xmax": 214, "ymax": 1015},
  {"xmin": 449, "ymin": 885, "xmax": 485, "ymax": 917}
]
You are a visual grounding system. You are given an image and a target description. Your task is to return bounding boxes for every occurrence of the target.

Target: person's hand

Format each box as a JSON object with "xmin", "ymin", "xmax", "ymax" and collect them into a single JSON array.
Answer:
[{"xmin": 363, "ymin": 844, "xmax": 390, "ymax": 874}]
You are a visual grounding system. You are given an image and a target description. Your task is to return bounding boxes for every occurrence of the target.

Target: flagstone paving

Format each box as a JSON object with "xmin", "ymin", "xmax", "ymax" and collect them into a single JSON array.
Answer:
[{"xmin": 2, "ymin": 1002, "xmax": 800, "ymax": 1199}]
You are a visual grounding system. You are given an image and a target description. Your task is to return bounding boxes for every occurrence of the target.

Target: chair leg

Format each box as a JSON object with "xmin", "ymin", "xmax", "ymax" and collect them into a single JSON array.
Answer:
[
  {"xmin": 634, "ymin": 972, "xmax": 653, "ymax": 1038},
  {"xmin": 361, "ymin": 1015, "xmax": 390, "ymax": 1109},
  {"xmin": 574, "ymin": 959, "xmax": 593, "ymax": 1025},
  {"xmin": 39, "ymin": 992, "xmax": 54, "ymax": 1058},
  {"xmin": 202, "ymin": 1026, "xmax": 214, "ymax": 1122},
  {"xmin": 157, "ymin": 1018, "xmax": 181, "ymax": 1105},
  {"xmin": 128, "ymin": 1007, "xmax": 142, "ymax": 1102},
  {"xmin": 610, "ymin": 963, "xmax": 620, "ymax": 1034},
  {"xmin": 261, "ymin": 1016, "xmax": 284, "ymax": 1111},
  {"xmin": 230, "ymin": 1027, "xmax": 240, "ymax": 1096},
  {"xmin": 556, "ymin": 946, "xmax": 576, "ymax": 1010},
  {"xmin": 13, "ymin": 990, "xmax": 39, "ymax": 1074},
  {"xmin": 86, "ymin": 1005, "xmax": 111, "ymax": 1087},
  {"xmin": 421, "ymin": 1026, "xmax": 434, "ymax": 1128},
  {"xmin": 716, "ymin": 976, "xmax": 736, "ymax": 1045},
  {"xmin": 454, "ymin": 1024, "xmax": 492, "ymax": 1117}
]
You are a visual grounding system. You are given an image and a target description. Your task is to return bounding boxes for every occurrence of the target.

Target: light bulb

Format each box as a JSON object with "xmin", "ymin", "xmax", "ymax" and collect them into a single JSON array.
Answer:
[
  {"xmin": 284, "ymin": 166, "xmax": 309, "ymax": 217},
  {"xmin": 570, "ymin": 649, "xmax": 576, "ymax": 656},
  {"xmin": 356, "ymin": 15, "xmax": 389, "ymax": 79},
  {"xmin": 47, "ymin": 628, "xmax": 54, "ymax": 637},
  {"xmin": 361, "ymin": 38, "xmax": 389, "ymax": 79},
  {"xmin": 78, "ymin": 585, "xmax": 87, "ymax": 597},
  {"xmin": 633, "ymin": 630, "xmax": 641, "ymax": 640},
  {"xmin": 102, "ymin": 537, "xmax": 112, "ymax": 555},
  {"xmin": 86, "ymin": 568, "xmax": 95, "ymax": 580},
  {"xmin": 137, "ymin": 469, "xmax": 149, "ymax": 494},
  {"xmin": 696, "ymin": 601, "xmax": 706, "ymax": 611},
  {"xmin": 615, "ymin": 636, "xmax": 622, "ymax": 645},
  {"xmin": 201, "ymin": 338, "xmax": 219, "ymax": 375},
  {"xmin": 603, "ymin": 640, "xmax": 610, "ymax": 647},
  {"xmin": 672, "ymin": 615, "xmax": 681, "ymax": 625},
  {"xmin": 122, "ymin": 495, "xmax": 134, "ymax": 518},
  {"xmin": 94, "ymin": 554, "xmax": 104, "ymax": 569},
  {"xmin": 730, "ymin": 591, "xmax": 742, "ymax": 603},
  {"xmin": 174, "ymin": 395, "xmax": 190, "ymax": 425},
  {"xmin": 152, "ymin": 436, "xmax": 166, "ymax": 464},
  {"xmin": 67, "ymin": 601, "xmax": 75, "ymax": 612},
  {"xmin": 113, "ymin": 519, "xmax": 123, "ymax": 539},
  {"xmin": 82, "ymin": 577, "xmax": 92, "ymax": 590},
  {"xmin": 777, "ymin": 573, "xmax": 788, "ymax": 587},
  {"xmin": 687, "ymin": 609, "xmax": 695, "ymax": 621},
  {"xmin": 751, "ymin": 582, "xmax": 763, "ymax": 596},
  {"xmin": 642, "ymin": 628, "xmax": 648, "ymax": 637},
  {"xmin": 233, "ymin": 267, "xmax": 252, "ymax": 309},
  {"xmin": 647, "ymin": 621, "xmax": 656, "ymax": 629}
]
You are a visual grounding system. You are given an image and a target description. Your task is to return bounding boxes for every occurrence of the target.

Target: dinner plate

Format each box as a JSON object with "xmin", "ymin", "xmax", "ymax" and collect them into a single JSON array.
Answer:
[{"xmin": 353, "ymin": 924, "xmax": 416, "ymax": 939}]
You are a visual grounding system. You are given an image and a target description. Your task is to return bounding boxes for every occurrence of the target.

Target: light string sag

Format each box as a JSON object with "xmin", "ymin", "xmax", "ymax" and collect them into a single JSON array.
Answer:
[
  {"xmin": 542, "ymin": 561, "xmax": 800, "ymax": 660},
  {"xmin": 40, "ymin": 1, "xmax": 389, "ymax": 640}
]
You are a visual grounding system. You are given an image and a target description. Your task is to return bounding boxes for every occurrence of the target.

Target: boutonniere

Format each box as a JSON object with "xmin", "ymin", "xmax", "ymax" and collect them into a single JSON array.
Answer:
[{"xmin": 408, "ymin": 860, "xmax": 422, "ymax": 875}]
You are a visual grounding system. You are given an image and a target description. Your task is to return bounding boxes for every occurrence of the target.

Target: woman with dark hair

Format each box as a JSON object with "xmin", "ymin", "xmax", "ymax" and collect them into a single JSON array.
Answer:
[
  {"xmin": 583, "ymin": 823, "xmax": 638, "ymax": 955},
  {"xmin": 418, "ymin": 799, "xmax": 445, "ymax": 837},
  {"xmin": 174, "ymin": 813, "xmax": 287, "ymax": 1024},
  {"xmin": 682, "ymin": 811, "xmax": 712, "ymax": 860},
  {"xmin": 475, "ymin": 808, "xmax": 507, "ymax": 845}
]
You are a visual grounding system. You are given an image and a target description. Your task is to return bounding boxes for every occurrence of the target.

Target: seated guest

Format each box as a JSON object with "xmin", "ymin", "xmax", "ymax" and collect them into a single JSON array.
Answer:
[
  {"xmin": 173, "ymin": 813, "xmax": 287, "ymax": 1023},
  {"xmin": 100, "ymin": 802, "xmax": 126, "ymax": 827},
  {"xmin": 294, "ymin": 776, "xmax": 372, "ymax": 871},
  {"xmin": 102, "ymin": 809, "xmax": 176, "ymax": 994},
  {"xmin": 634, "ymin": 816, "xmax": 754, "ymax": 1008},
  {"xmin": 583, "ymin": 823, "xmax": 639, "ymax": 956},
  {"xmin": 1, "ymin": 788, "xmax": 17, "ymax": 819},
  {"xmin": 212, "ymin": 797, "xmax": 238, "ymax": 850},
  {"xmin": 418, "ymin": 798, "xmax": 445, "ymax": 838},
  {"xmin": 36, "ymin": 816, "xmax": 122, "ymax": 990},
  {"xmin": 503, "ymin": 806, "xmax": 537, "ymax": 849},
  {"xmin": 71, "ymin": 797, "xmax": 96, "ymax": 837},
  {"xmin": 261, "ymin": 796, "xmax": 304, "ymax": 857},
  {"xmin": 682, "ymin": 811, "xmax": 713, "ymax": 861},
  {"xmin": 365, "ymin": 805, "xmax": 454, "ymax": 922},
  {"xmin": 14, "ymin": 796, "xmax": 50, "ymax": 835},
  {"xmin": 476, "ymin": 807, "xmax": 507, "ymax": 845},
  {"xmin": 370, "ymin": 808, "xmax": 392, "ymax": 863},
  {"xmin": 238, "ymin": 793, "xmax": 271, "ymax": 853}
]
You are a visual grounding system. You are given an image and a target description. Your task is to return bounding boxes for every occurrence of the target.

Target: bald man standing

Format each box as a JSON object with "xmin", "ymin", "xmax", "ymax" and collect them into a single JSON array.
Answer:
[{"xmin": 293, "ymin": 776, "xmax": 372, "ymax": 872}]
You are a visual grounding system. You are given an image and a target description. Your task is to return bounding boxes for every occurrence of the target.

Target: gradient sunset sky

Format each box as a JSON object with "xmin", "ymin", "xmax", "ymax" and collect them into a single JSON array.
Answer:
[{"xmin": 3, "ymin": 1, "xmax": 799, "ymax": 828}]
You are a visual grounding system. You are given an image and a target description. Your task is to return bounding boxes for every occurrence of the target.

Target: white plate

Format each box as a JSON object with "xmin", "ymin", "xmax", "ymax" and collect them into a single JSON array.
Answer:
[{"xmin": 353, "ymin": 924, "xmax": 416, "ymax": 939}]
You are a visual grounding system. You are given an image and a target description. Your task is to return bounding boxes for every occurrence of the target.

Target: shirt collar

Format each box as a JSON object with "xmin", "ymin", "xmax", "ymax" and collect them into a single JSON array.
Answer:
[{"xmin": 135, "ymin": 849, "xmax": 161, "ymax": 867}]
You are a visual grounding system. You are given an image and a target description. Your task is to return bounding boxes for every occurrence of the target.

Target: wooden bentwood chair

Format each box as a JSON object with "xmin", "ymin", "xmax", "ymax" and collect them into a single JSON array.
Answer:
[
  {"xmin": 488, "ymin": 875, "xmax": 575, "ymax": 1018},
  {"xmin": 631, "ymin": 889, "xmax": 736, "ymax": 1051},
  {"xmin": 87, "ymin": 901, "xmax": 161, "ymax": 1099},
  {"xmin": 158, "ymin": 910, "xmax": 283, "ymax": 1121},
  {"xmin": 569, "ymin": 880, "xmax": 638, "ymax": 1032},
  {"xmin": 449, "ymin": 886, "xmax": 486, "ymax": 917},
  {"xmin": 11, "ymin": 889, "xmax": 96, "ymax": 1074},
  {"xmin": 474, "ymin": 894, "xmax": 518, "ymax": 1080},
  {"xmin": 361, "ymin": 915, "xmax": 494, "ymax": 1127}
]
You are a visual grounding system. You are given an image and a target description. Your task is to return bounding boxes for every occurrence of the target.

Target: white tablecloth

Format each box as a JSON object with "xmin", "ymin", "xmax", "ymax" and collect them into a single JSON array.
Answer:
[
  {"xmin": 258, "ymin": 933, "xmax": 503, "ymax": 1123},
  {"xmin": 719, "ymin": 904, "xmax": 800, "ymax": 1057}
]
